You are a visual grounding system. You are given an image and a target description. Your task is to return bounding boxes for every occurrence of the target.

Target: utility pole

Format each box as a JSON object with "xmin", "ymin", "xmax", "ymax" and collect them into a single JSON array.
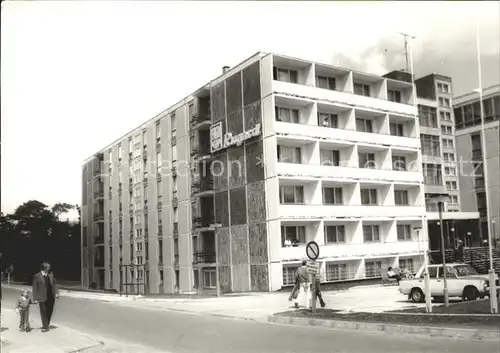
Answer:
[{"xmin": 400, "ymin": 32, "xmax": 416, "ymax": 73}]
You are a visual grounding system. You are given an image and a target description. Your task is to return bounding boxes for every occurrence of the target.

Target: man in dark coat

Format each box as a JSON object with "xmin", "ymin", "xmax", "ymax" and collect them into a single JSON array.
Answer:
[{"xmin": 32, "ymin": 262, "xmax": 59, "ymax": 332}]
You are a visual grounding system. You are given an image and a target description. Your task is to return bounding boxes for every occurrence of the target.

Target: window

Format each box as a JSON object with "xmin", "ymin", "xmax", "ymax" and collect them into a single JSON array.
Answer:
[
  {"xmin": 326, "ymin": 263, "xmax": 349, "ymax": 281},
  {"xmin": 323, "ymin": 187, "xmax": 343, "ymax": 205},
  {"xmin": 316, "ymin": 76, "xmax": 336, "ymax": 90},
  {"xmin": 420, "ymin": 134, "xmax": 441, "ymax": 156},
  {"xmin": 392, "ymin": 156, "xmax": 406, "ymax": 171},
  {"xmin": 134, "ymin": 134, "xmax": 141, "ymax": 145},
  {"xmin": 275, "ymin": 107, "xmax": 299, "ymax": 123},
  {"xmin": 427, "ymin": 267, "xmax": 438, "ymax": 278},
  {"xmin": 483, "ymin": 97, "xmax": 494, "ymax": 119},
  {"xmin": 423, "ymin": 163, "xmax": 442, "ymax": 185},
  {"xmin": 171, "ymin": 113, "xmax": 176, "ymax": 137},
  {"xmin": 354, "ymin": 83, "xmax": 370, "ymax": 97},
  {"xmin": 444, "ymin": 167, "xmax": 456, "ymax": 176},
  {"xmin": 450, "ymin": 195, "xmax": 459, "ymax": 204},
  {"xmin": 361, "ymin": 189, "xmax": 378, "ymax": 205},
  {"xmin": 277, "ymin": 146, "xmax": 302, "ymax": 164},
  {"xmin": 320, "ymin": 149, "xmax": 340, "ymax": 166},
  {"xmin": 440, "ymin": 111, "xmax": 451, "ymax": 121},
  {"xmin": 441, "ymin": 125, "xmax": 452, "ymax": 135},
  {"xmin": 439, "ymin": 97, "xmax": 450, "ymax": 108},
  {"xmin": 203, "ymin": 268, "xmax": 216, "ymax": 288},
  {"xmin": 172, "ymin": 145, "xmax": 177, "ymax": 162},
  {"xmin": 156, "ymin": 151, "xmax": 162, "ymax": 170},
  {"xmin": 136, "ymin": 242, "xmax": 143, "ymax": 251},
  {"xmin": 437, "ymin": 83, "xmax": 450, "ymax": 94},
  {"xmin": 128, "ymin": 138, "xmax": 133, "ymax": 155},
  {"xmin": 133, "ymin": 147, "xmax": 141, "ymax": 158},
  {"xmin": 446, "ymin": 181, "xmax": 457, "ymax": 190},
  {"xmin": 390, "ymin": 122, "xmax": 404, "ymax": 136},
  {"xmin": 188, "ymin": 102, "xmax": 195, "ymax": 118},
  {"xmin": 397, "ymin": 224, "xmax": 412, "ymax": 241},
  {"xmin": 279, "ymin": 185, "xmax": 304, "ymax": 204},
  {"xmin": 281, "ymin": 226, "xmax": 306, "ymax": 246},
  {"xmin": 324, "ymin": 225, "xmax": 345, "ymax": 244},
  {"xmin": 142, "ymin": 130, "xmax": 147, "ymax": 146},
  {"xmin": 273, "ymin": 67, "xmax": 298, "ymax": 83},
  {"xmin": 282, "ymin": 266, "xmax": 299, "ymax": 286},
  {"xmin": 388, "ymin": 90, "xmax": 402, "ymax": 103},
  {"xmin": 358, "ymin": 153, "xmax": 376, "ymax": 169},
  {"xmin": 394, "ymin": 190, "xmax": 409, "ymax": 205},
  {"xmin": 471, "ymin": 134, "xmax": 482, "ymax": 159},
  {"xmin": 399, "ymin": 258, "xmax": 414, "ymax": 272},
  {"xmin": 118, "ymin": 145, "xmax": 122, "ymax": 161},
  {"xmin": 365, "ymin": 261, "xmax": 382, "ymax": 278},
  {"xmin": 443, "ymin": 152, "xmax": 455, "ymax": 162},
  {"xmin": 317, "ymin": 112, "xmax": 338, "ymax": 128},
  {"xmin": 155, "ymin": 121, "xmax": 161, "ymax": 141},
  {"xmin": 442, "ymin": 138, "xmax": 454, "ymax": 148},
  {"xmin": 418, "ymin": 105, "xmax": 438, "ymax": 128},
  {"xmin": 356, "ymin": 118, "xmax": 373, "ymax": 133}
]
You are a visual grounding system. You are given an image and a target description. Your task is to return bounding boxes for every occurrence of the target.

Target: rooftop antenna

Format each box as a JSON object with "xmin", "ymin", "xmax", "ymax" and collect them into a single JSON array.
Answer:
[{"xmin": 400, "ymin": 32, "xmax": 416, "ymax": 73}]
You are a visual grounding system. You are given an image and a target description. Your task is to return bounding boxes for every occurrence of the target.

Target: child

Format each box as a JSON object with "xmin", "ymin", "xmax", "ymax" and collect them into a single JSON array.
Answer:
[{"xmin": 15, "ymin": 290, "xmax": 33, "ymax": 332}]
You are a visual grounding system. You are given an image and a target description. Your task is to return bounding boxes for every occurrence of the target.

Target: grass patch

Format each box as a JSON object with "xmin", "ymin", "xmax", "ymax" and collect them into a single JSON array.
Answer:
[
  {"xmin": 275, "ymin": 306, "xmax": 500, "ymax": 329},
  {"xmin": 392, "ymin": 297, "xmax": 500, "ymax": 314}
]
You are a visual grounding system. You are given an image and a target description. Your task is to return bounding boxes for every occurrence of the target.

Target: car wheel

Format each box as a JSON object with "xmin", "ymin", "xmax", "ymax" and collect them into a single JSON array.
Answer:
[
  {"xmin": 410, "ymin": 288, "xmax": 424, "ymax": 303},
  {"xmin": 463, "ymin": 286, "xmax": 479, "ymax": 301}
]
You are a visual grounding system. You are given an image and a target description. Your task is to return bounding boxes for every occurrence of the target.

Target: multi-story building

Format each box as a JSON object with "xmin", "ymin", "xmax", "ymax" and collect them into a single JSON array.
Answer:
[
  {"xmin": 82, "ymin": 52, "xmax": 430, "ymax": 294},
  {"xmin": 454, "ymin": 84, "xmax": 500, "ymax": 247}
]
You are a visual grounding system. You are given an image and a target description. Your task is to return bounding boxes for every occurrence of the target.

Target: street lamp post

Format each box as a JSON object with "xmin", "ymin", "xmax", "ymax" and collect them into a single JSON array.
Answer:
[
  {"xmin": 432, "ymin": 195, "xmax": 450, "ymax": 307},
  {"xmin": 475, "ymin": 26, "xmax": 498, "ymax": 314}
]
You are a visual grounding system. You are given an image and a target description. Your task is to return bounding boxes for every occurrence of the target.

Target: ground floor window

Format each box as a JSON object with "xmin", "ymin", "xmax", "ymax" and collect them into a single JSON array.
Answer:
[
  {"xmin": 325, "ymin": 263, "xmax": 349, "ymax": 281},
  {"xmin": 399, "ymin": 258, "xmax": 415, "ymax": 273},
  {"xmin": 365, "ymin": 261, "xmax": 382, "ymax": 278},
  {"xmin": 282, "ymin": 266, "xmax": 298, "ymax": 286},
  {"xmin": 203, "ymin": 268, "xmax": 216, "ymax": 288}
]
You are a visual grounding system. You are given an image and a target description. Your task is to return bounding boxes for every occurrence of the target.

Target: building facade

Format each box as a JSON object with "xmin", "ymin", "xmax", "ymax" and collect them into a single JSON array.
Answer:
[
  {"xmin": 82, "ymin": 52, "xmax": 430, "ymax": 294},
  {"xmin": 454, "ymin": 84, "xmax": 500, "ymax": 246}
]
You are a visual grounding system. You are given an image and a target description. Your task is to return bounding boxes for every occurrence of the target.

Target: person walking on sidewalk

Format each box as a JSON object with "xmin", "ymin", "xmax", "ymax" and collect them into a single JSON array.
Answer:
[
  {"xmin": 32, "ymin": 262, "xmax": 59, "ymax": 332},
  {"xmin": 290, "ymin": 260, "xmax": 310, "ymax": 309},
  {"xmin": 15, "ymin": 290, "xmax": 33, "ymax": 332}
]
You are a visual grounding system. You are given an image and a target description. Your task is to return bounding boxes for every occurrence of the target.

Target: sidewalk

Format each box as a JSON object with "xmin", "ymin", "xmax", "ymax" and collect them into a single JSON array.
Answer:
[
  {"xmin": 0, "ymin": 309, "xmax": 166, "ymax": 353},
  {"xmin": 0, "ymin": 309, "xmax": 103, "ymax": 353}
]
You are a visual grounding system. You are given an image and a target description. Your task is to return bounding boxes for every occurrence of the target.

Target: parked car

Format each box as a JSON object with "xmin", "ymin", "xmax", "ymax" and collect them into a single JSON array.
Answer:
[{"xmin": 399, "ymin": 263, "xmax": 499, "ymax": 303}]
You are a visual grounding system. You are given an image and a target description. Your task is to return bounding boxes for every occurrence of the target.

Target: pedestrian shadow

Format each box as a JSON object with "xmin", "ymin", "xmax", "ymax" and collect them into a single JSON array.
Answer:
[
  {"xmin": 48, "ymin": 325, "xmax": 58, "ymax": 330},
  {"xmin": 0, "ymin": 327, "xmax": 8, "ymax": 332}
]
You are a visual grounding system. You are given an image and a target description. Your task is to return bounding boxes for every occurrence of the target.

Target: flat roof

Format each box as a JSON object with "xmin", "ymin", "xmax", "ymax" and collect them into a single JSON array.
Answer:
[{"xmin": 453, "ymin": 84, "xmax": 500, "ymax": 106}]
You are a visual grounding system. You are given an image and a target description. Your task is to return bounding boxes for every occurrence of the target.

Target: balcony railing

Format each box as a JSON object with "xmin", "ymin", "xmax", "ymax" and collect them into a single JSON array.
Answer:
[
  {"xmin": 172, "ymin": 196, "xmax": 178, "ymax": 208},
  {"xmin": 158, "ymin": 225, "xmax": 163, "ymax": 236},
  {"xmin": 94, "ymin": 213, "xmax": 104, "ymax": 222},
  {"xmin": 192, "ymin": 252, "xmax": 216, "ymax": 265},
  {"xmin": 173, "ymin": 222, "xmax": 179, "ymax": 237},
  {"xmin": 191, "ymin": 178, "xmax": 214, "ymax": 195},
  {"xmin": 94, "ymin": 190, "xmax": 105, "ymax": 199},
  {"xmin": 93, "ymin": 169, "xmax": 101, "ymax": 177},
  {"xmin": 94, "ymin": 236, "xmax": 104, "ymax": 245}
]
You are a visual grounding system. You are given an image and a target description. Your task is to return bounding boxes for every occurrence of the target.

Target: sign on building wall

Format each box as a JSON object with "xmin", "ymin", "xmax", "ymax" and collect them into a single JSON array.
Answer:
[
  {"xmin": 210, "ymin": 122, "xmax": 262, "ymax": 153},
  {"xmin": 210, "ymin": 122, "xmax": 224, "ymax": 153}
]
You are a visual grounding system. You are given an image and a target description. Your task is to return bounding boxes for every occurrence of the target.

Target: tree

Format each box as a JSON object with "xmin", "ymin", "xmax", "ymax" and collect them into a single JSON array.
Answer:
[{"xmin": 51, "ymin": 203, "xmax": 75, "ymax": 219}]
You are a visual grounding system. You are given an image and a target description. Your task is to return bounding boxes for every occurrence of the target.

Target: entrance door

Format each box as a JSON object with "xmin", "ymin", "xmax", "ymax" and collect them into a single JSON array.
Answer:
[{"xmin": 97, "ymin": 269, "xmax": 105, "ymax": 290}]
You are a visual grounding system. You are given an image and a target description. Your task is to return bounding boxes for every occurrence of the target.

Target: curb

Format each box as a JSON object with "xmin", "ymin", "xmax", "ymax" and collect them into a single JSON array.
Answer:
[{"xmin": 267, "ymin": 315, "xmax": 500, "ymax": 340}]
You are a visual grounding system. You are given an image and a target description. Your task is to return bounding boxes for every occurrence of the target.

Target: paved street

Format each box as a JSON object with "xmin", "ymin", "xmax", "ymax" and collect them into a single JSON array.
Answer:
[{"xmin": 2, "ymin": 287, "xmax": 498, "ymax": 353}]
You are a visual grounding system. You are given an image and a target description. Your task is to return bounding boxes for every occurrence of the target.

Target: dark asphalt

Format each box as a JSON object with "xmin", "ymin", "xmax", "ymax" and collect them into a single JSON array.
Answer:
[{"xmin": 2, "ymin": 287, "xmax": 498, "ymax": 353}]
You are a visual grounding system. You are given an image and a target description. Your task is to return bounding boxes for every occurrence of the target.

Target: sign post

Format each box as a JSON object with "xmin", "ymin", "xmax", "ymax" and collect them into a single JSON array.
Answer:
[{"xmin": 306, "ymin": 241, "xmax": 320, "ymax": 313}]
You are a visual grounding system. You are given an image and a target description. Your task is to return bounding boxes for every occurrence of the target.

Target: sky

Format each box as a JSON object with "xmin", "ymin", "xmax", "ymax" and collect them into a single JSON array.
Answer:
[{"xmin": 1, "ymin": 1, "xmax": 499, "ymax": 215}]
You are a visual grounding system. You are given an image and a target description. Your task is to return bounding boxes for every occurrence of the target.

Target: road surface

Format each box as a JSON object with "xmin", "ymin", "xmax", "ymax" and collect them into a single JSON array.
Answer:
[{"xmin": 1, "ymin": 287, "xmax": 497, "ymax": 353}]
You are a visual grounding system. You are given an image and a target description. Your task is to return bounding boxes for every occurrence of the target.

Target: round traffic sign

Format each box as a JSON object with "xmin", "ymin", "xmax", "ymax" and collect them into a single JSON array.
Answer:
[{"xmin": 306, "ymin": 241, "xmax": 320, "ymax": 261}]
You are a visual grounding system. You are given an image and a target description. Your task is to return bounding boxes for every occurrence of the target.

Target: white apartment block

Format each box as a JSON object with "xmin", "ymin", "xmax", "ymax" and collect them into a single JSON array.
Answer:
[{"xmin": 82, "ymin": 52, "xmax": 428, "ymax": 294}]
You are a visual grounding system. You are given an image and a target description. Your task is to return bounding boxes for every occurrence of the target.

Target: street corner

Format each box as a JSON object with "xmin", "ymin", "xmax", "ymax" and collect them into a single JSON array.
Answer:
[{"xmin": 0, "ymin": 309, "xmax": 104, "ymax": 353}]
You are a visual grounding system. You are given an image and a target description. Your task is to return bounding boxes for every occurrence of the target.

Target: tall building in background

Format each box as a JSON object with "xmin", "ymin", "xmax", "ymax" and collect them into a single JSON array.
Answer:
[
  {"xmin": 454, "ymin": 84, "xmax": 500, "ymax": 246},
  {"xmin": 82, "ymin": 52, "xmax": 429, "ymax": 294}
]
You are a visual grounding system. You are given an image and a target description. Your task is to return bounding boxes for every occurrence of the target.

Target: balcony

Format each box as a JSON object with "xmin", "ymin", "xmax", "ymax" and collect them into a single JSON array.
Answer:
[
  {"xmin": 94, "ymin": 236, "xmax": 104, "ymax": 245},
  {"xmin": 94, "ymin": 190, "xmax": 105, "ymax": 200},
  {"xmin": 191, "ymin": 178, "xmax": 214, "ymax": 196},
  {"xmin": 94, "ymin": 213, "xmax": 104, "ymax": 222},
  {"xmin": 272, "ymin": 80, "xmax": 416, "ymax": 116},
  {"xmin": 93, "ymin": 168, "xmax": 101, "ymax": 178},
  {"xmin": 192, "ymin": 252, "xmax": 216, "ymax": 265},
  {"xmin": 158, "ymin": 225, "xmax": 163, "ymax": 236},
  {"xmin": 173, "ymin": 222, "xmax": 179, "ymax": 237},
  {"xmin": 157, "ymin": 201, "xmax": 163, "ymax": 209},
  {"xmin": 281, "ymin": 241, "xmax": 423, "ymax": 262},
  {"xmin": 276, "ymin": 163, "xmax": 422, "ymax": 184},
  {"xmin": 274, "ymin": 122, "xmax": 419, "ymax": 150},
  {"xmin": 172, "ymin": 196, "xmax": 178, "ymax": 208},
  {"xmin": 173, "ymin": 254, "xmax": 179, "ymax": 269},
  {"xmin": 278, "ymin": 204, "xmax": 423, "ymax": 220}
]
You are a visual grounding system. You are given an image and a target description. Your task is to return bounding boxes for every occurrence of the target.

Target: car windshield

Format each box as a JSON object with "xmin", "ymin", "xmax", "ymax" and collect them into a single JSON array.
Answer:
[{"xmin": 454, "ymin": 265, "xmax": 479, "ymax": 277}]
